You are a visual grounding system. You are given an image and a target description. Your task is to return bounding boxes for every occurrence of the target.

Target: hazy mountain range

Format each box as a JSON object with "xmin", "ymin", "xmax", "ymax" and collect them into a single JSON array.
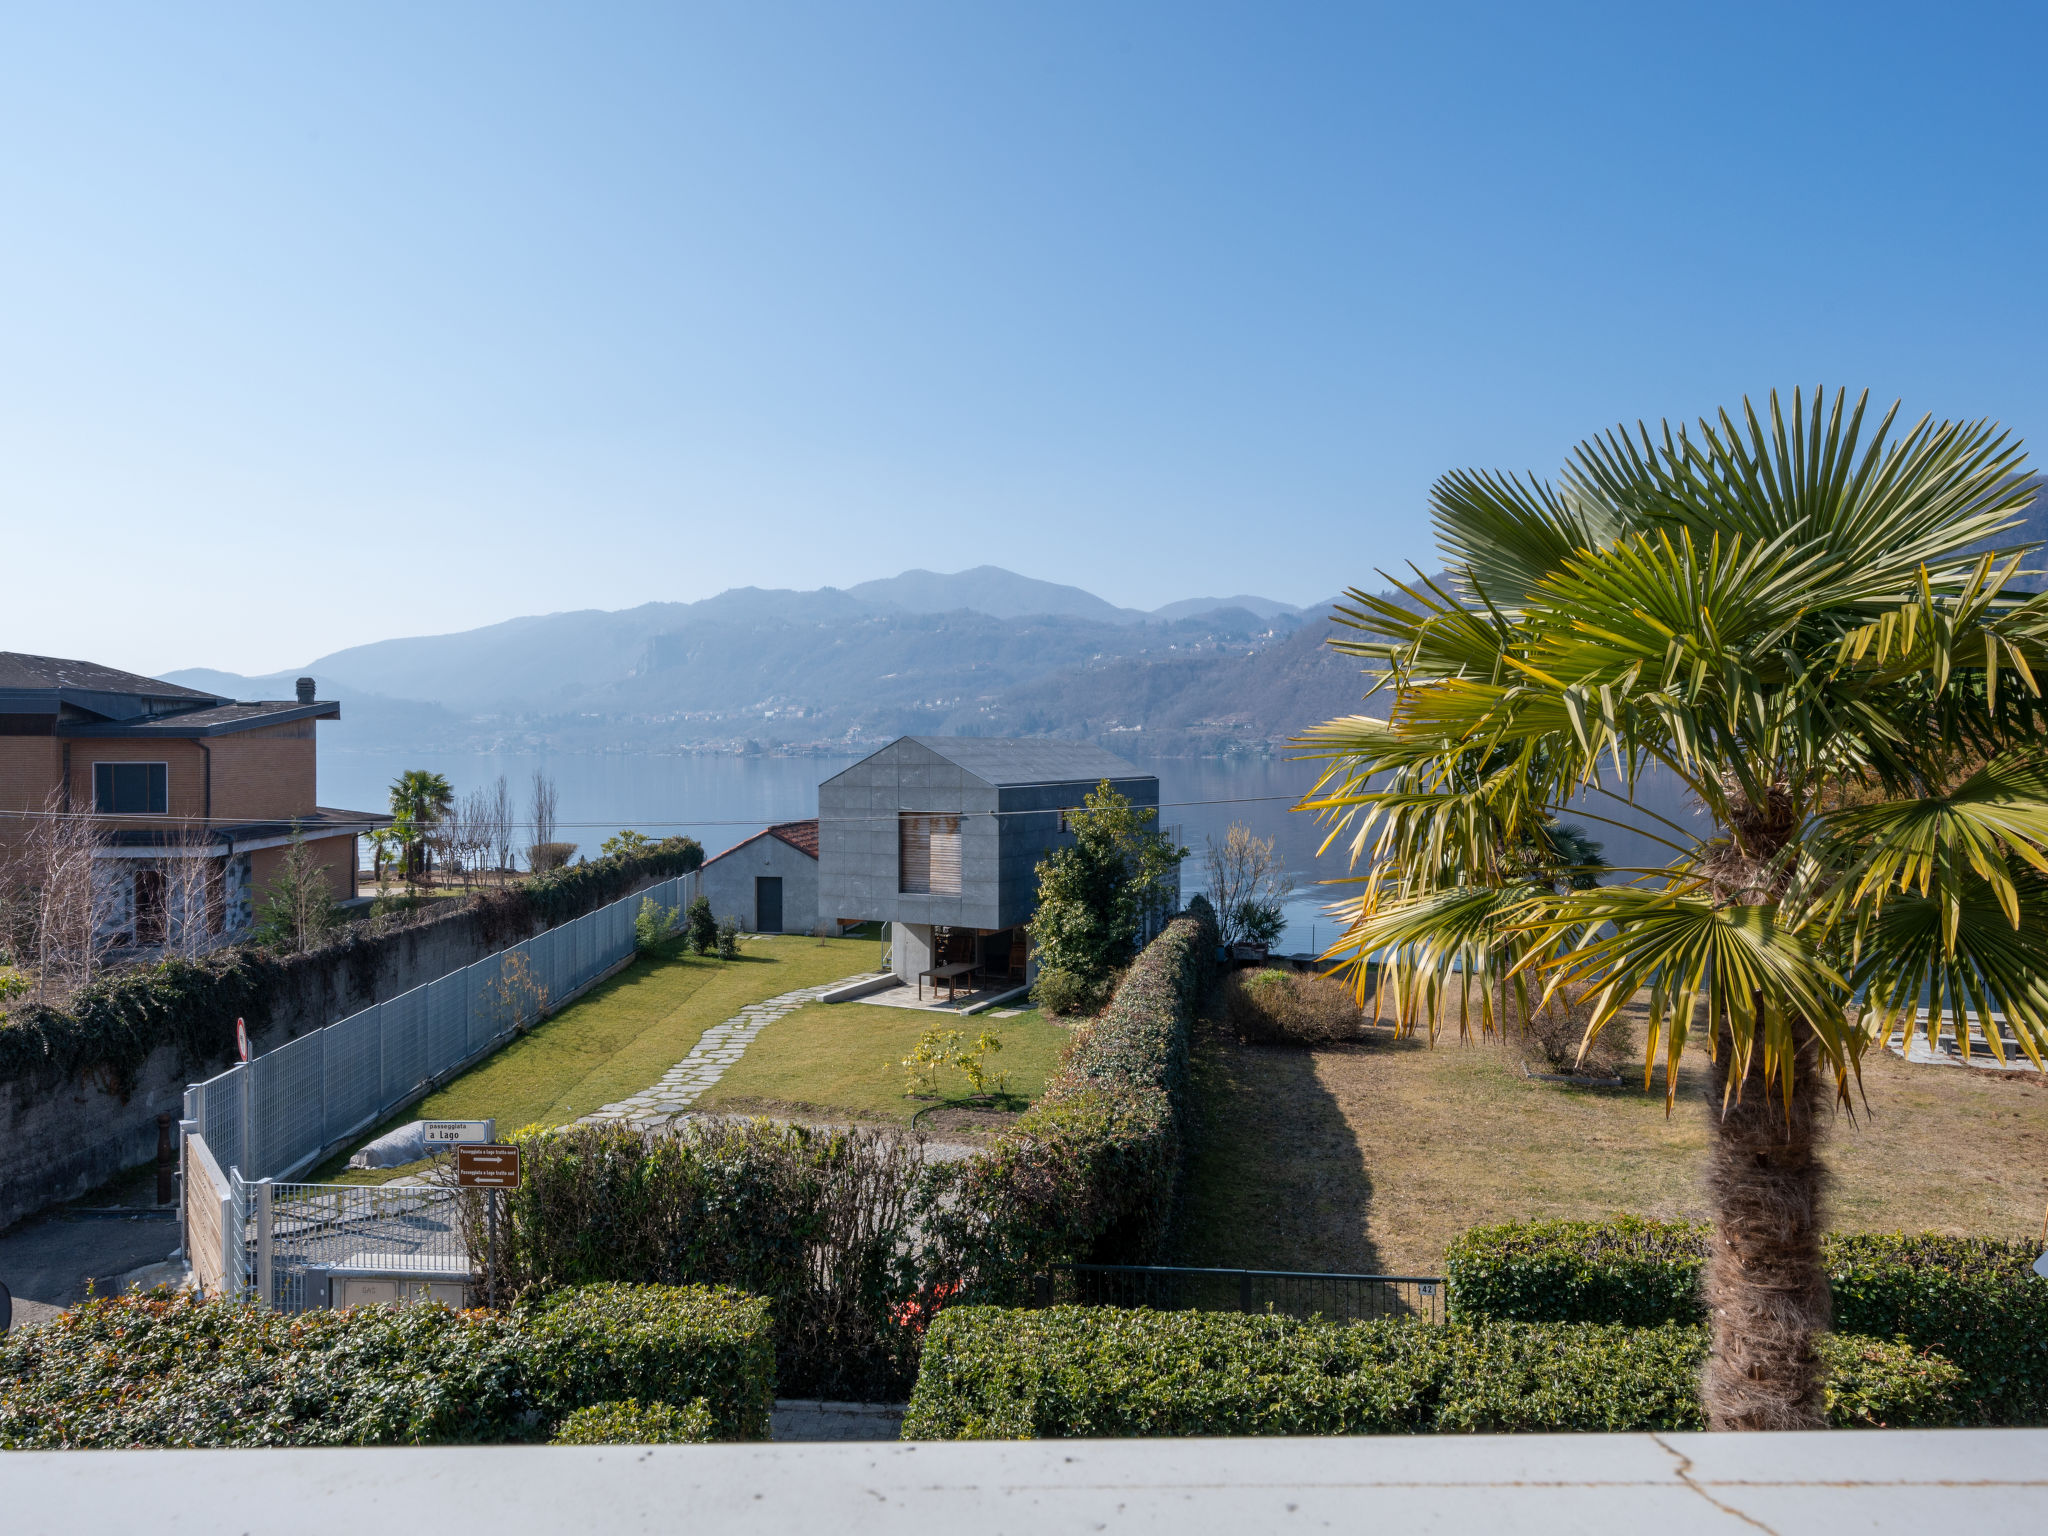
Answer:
[
  {"xmin": 168, "ymin": 480, "xmax": 2048, "ymax": 762},
  {"xmin": 168, "ymin": 565, "xmax": 1381, "ymax": 758}
]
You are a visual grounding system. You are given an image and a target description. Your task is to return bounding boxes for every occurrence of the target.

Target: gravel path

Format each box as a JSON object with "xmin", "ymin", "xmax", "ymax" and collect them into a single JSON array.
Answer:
[{"xmin": 578, "ymin": 976, "xmax": 868, "ymax": 1130}]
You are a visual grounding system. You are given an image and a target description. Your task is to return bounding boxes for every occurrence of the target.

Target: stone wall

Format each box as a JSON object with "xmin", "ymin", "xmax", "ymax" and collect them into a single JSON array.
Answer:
[{"xmin": 0, "ymin": 869, "xmax": 675, "ymax": 1229}]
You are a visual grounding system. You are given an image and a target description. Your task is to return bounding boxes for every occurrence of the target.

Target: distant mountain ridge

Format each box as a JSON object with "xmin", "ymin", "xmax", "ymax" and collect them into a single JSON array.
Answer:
[{"xmin": 160, "ymin": 566, "xmax": 1351, "ymax": 757}]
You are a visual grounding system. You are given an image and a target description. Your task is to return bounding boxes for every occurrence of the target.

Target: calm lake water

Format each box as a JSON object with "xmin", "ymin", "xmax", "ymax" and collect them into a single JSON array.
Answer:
[{"xmin": 321, "ymin": 747, "xmax": 1695, "ymax": 957}]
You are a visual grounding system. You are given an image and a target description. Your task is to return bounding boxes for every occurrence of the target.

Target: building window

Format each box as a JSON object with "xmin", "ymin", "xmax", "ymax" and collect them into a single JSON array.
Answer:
[
  {"xmin": 899, "ymin": 813, "xmax": 962, "ymax": 895},
  {"xmin": 93, "ymin": 762, "xmax": 168, "ymax": 814}
]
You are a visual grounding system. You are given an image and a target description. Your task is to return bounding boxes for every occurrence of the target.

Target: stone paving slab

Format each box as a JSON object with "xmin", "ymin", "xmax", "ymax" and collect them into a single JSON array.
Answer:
[{"xmin": 578, "ymin": 976, "xmax": 869, "ymax": 1129}]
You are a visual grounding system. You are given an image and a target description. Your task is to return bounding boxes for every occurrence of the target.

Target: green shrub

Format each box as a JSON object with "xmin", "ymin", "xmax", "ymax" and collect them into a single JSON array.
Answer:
[
  {"xmin": 1446, "ymin": 1218, "xmax": 2048, "ymax": 1424},
  {"xmin": 0, "ymin": 1281, "xmax": 770, "ymax": 1449},
  {"xmin": 1826, "ymin": 1233, "xmax": 2048, "ymax": 1427},
  {"xmin": 520, "ymin": 836, "xmax": 703, "ymax": 927},
  {"xmin": 466, "ymin": 915, "xmax": 1216, "ymax": 1396},
  {"xmin": 635, "ymin": 896, "xmax": 679, "ymax": 954},
  {"xmin": 472, "ymin": 1120, "xmax": 924, "ymax": 1402},
  {"xmin": 922, "ymin": 910, "xmax": 1215, "ymax": 1305},
  {"xmin": 1032, "ymin": 966, "xmax": 1109, "ymax": 1018},
  {"xmin": 715, "ymin": 920, "xmax": 741, "ymax": 960},
  {"xmin": 1445, "ymin": 1216, "xmax": 1710, "ymax": 1328},
  {"xmin": 900, "ymin": 1305, "xmax": 1961, "ymax": 1440},
  {"xmin": 516, "ymin": 1284, "xmax": 774, "ymax": 1441},
  {"xmin": 685, "ymin": 895, "xmax": 717, "ymax": 954},
  {"xmin": 550, "ymin": 1398, "xmax": 713, "ymax": 1445},
  {"xmin": 1221, "ymin": 967, "xmax": 1360, "ymax": 1046}
]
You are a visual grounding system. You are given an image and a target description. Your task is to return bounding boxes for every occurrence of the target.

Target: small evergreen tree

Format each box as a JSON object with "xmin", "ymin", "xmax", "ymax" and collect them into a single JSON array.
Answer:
[
  {"xmin": 1030, "ymin": 780, "xmax": 1187, "ymax": 998},
  {"xmin": 684, "ymin": 895, "xmax": 717, "ymax": 954},
  {"xmin": 254, "ymin": 821, "xmax": 337, "ymax": 954}
]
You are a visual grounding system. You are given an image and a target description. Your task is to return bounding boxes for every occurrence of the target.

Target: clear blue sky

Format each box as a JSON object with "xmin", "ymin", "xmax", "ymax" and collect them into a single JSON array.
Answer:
[{"xmin": 7, "ymin": 3, "xmax": 2045, "ymax": 676}]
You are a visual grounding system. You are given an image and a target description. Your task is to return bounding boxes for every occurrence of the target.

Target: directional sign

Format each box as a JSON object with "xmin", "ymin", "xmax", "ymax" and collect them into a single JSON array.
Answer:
[
  {"xmin": 423, "ymin": 1120, "xmax": 495, "ymax": 1146},
  {"xmin": 454, "ymin": 1144, "xmax": 522, "ymax": 1189}
]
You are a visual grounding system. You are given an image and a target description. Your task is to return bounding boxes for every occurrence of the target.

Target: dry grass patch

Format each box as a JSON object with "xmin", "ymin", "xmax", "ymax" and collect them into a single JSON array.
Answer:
[{"xmin": 1175, "ymin": 1013, "xmax": 2048, "ymax": 1277}]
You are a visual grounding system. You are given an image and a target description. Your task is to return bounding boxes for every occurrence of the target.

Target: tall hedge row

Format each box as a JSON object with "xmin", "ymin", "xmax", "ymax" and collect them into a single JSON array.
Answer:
[
  {"xmin": 923, "ymin": 908, "xmax": 1215, "ymax": 1303},
  {"xmin": 471, "ymin": 911, "xmax": 1218, "ymax": 1398},
  {"xmin": 466, "ymin": 1117, "xmax": 923, "ymax": 1402},
  {"xmin": 0, "ymin": 1281, "xmax": 771, "ymax": 1448},
  {"xmin": 901, "ymin": 1305, "xmax": 1962, "ymax": 1439},
  {"xmin": 0, "ymin": 836, "xmax": 702, "ymax": 1095},
  {"xmin": 1446, "ymin": 1218, "xmax": 2048, "ymax": 1425}
]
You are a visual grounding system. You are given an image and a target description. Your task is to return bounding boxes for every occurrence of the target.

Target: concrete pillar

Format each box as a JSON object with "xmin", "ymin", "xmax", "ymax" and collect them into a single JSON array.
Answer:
[{"xmin": 892, "ymin": 922, "xmax": 934, "ymax": 984}]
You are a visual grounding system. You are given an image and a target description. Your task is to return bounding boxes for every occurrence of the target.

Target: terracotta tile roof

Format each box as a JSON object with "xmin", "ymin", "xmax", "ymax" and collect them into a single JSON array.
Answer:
[
  {"xmin": 702, "ymin": 819, "xmax": 820, "ymax": 867},
  {"xmin": 769, "ymin": 819, "xmax": 819, "ymax": 857}
]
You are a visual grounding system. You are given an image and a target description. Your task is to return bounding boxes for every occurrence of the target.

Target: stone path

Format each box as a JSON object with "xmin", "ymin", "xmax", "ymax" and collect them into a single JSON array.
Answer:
[{"xmin": 579, "ymin": 976, "xmax": 867, "ymax": 1130}]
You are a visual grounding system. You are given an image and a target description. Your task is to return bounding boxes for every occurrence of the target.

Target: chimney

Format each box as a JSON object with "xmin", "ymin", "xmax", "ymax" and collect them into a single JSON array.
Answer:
[{"xmin": 295, "ymin": 677, "xmax": 316, "ymax": 704}]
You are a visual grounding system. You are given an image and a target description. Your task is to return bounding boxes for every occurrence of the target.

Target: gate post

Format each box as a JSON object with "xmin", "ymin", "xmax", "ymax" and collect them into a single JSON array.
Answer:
[
  {"xmin": 256, "ymin": 1179, "xmax": 275, "ymax": 1308},
  {"xmin": 176, "ymin": 1119, "xmax": 197, "ymax": 1265}
]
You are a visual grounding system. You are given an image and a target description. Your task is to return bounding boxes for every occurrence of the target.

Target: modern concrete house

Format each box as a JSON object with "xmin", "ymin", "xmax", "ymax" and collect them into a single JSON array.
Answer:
[
  {"xmin": 697, "ymin": 819, "xmax": 819, "ymax": 933},
  {"xmin": 817, "ymin": 737, "xmax": 1166, "ymax": 990}
]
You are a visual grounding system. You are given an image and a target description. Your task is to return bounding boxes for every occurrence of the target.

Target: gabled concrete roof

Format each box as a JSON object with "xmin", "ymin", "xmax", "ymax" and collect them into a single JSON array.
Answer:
[{"xmin": 900, "ymin": 736, "xmax": 1143, "ymax": 787}]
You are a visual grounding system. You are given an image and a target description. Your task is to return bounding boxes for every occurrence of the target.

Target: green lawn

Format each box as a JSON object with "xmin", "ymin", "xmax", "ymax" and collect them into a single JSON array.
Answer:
[
  {"xmin": 697, "ymin": 1000, "xmax": 1070, "ymax": 1124},
  {"xmin": 315, "ymin": 932, "xmax": 877, "ymax": 1181}
]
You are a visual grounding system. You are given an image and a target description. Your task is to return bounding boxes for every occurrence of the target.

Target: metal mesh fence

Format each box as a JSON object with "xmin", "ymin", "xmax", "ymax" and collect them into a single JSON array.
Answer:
[
  {"xmin": 184, "ymin": 873, "xmax": 694, "ymax": 1183},
  {"xmin": 256, "ymin": 1178, "xmax": 470, "ymax": 1312}
]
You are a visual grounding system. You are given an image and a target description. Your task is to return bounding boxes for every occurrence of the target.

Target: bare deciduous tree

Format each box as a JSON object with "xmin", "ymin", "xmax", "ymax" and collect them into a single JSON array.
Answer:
[
  {"xmin": 487, "ymin": 775, "xmax": 515, "ymax": 882},
  {"xmin": 160, "ymin": 829, "xmax": 223, "ymax": 961},
  {"xmin": 1205, "ymin": 822, "xmax": 1294, "ymax": 949},
  {"xmin": 529, "ymin": 770, "xmax": 559, "ymax": 868},
  {"xmin": 3, "ymin": 788, "xmax": 116, "ymax": 1000}
]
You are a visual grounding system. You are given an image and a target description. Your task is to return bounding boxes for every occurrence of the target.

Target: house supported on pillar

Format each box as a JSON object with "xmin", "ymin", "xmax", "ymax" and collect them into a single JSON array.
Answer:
[{"xmin": 816, "ymin": 736, "xmax": 1168, "ymax": 1003}]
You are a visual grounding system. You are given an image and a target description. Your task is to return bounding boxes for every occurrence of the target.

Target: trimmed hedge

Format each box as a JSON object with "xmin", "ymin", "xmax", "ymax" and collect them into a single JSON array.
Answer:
[
  {"xmin": 0, "ymin": 1281, "xmax": 770, "ymax": 1449},
  {"xmin": 550, "ymin": 1399, "xmax": 715, "ymax": 1445},
  {"xmin": 0, "ymin": 837, "xmax": 702, "ymax": 1095},
  {"xmin": 1444, "ymin": 1217, "xmax": 1711, "ymax": 1328},
  {"xmin": 923, "ymin": 909, "xmax": 1216, "ymax": 1303},
  {"xmin": 473, "ymin": 1118, "xmax": 924, "ymax": 1402},
  {"xmin": 900, "ymin": 1305, "xmax": 1962, "ymax": 1439},
  {"xmin": 1446, "ymin": 1218, "xmax": 2048, "ymax": 1425}
]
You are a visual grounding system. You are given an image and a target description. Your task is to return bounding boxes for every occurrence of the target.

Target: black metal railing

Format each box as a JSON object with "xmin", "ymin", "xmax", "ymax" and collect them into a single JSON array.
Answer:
[{"xmin": 1036, "ymin": 1264, "xmax": 1446, "ymax": 1324}]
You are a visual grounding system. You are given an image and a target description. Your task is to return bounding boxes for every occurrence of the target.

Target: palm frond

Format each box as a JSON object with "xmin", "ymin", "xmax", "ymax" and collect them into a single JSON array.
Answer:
[
  {"xmin": 1850, "ymin": 885, "xmax": 2048, "ymax": 1069},
  {"xmin": 1517, "ymin": 886, "xmax": 1856, "ymax": 1113}
]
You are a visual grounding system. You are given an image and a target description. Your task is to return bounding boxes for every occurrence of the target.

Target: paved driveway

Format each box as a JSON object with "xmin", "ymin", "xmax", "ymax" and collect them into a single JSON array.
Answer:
[{"xmin": 0, "ymin": 1209, "xmax": 180, "ymax": 1327}]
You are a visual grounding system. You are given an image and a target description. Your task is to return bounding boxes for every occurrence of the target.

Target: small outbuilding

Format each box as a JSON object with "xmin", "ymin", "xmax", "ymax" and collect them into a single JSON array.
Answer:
[
  {"xmin": 697, "ymin": 819, "xmax": 819, "ymax": 934},
  {"xmin": 816, "ymin": 737, "xmax": 1168, "ymax": 990}
]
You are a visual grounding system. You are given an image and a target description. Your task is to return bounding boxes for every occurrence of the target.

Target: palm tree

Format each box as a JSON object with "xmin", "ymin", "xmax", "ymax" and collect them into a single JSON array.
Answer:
[
  {"xmin": 387, "ymin": 769, "xmax": 454, "ymax": 885},
  {"xmin": 1301, "ymin": 388, "xmax": 2048, "ymax": 1430}
]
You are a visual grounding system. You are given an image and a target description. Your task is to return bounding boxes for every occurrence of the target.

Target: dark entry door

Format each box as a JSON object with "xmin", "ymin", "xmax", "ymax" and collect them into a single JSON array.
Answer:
[{"xmin": 755, "ymin": 876, "xmax": 783, "ymax": 933}]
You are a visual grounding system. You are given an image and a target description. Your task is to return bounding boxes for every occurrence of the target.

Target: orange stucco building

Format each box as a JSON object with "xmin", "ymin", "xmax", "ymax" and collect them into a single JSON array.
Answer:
[{"xmin": 0, "ymin": 653, "xmax": 387, "ymax": 951}]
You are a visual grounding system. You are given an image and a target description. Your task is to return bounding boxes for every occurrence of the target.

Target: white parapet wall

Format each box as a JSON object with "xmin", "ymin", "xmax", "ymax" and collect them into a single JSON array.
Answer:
[{"xmin": 3, "ymin": 1430, "xmax": 2045, "ymax": 1534}]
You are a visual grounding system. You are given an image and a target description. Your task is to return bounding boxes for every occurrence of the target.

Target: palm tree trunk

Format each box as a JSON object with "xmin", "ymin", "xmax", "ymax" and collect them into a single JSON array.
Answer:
[{"xmin": 1702, "ymin": 1022, "xmax": 1831, "ymax": 1430}]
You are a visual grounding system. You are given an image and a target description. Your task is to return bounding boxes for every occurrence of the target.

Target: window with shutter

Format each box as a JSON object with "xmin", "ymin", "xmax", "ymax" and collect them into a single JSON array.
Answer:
[
  {"xmin": 93, "ymin": 762, "xmax": 169, "ymax": 814},
  {"xmin": 899, "ymin": 814, "xmax": 962, "ymax": 895}
]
